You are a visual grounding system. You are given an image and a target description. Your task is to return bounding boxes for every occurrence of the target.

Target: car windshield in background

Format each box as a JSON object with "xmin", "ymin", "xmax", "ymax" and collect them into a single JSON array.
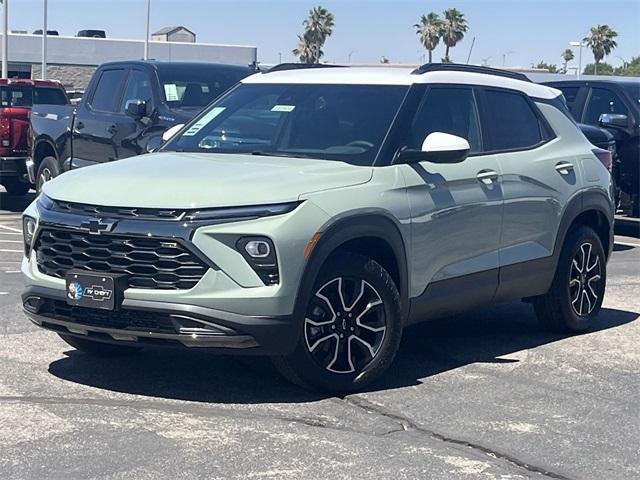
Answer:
[
  {"xmin": 157, "ymin": 66, "xmax": 250, "ymax": 109},
  {"xmin": 622, "ymin": 82, "xmax": 640, "ymax": 105},
  {"xmin": 164, "ymin": 83, "xmax": 408, "ymax": 165},
  {"xmin": 0, "ymin": 86, "xmax": 67, "ymax": 107}
]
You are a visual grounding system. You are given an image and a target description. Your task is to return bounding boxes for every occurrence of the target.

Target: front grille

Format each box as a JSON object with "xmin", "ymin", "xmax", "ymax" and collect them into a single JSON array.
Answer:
[
  {"xmin": 35, "ymin": 228, "xmax": 209, "ymax": 290},
  {"xmin": 48, "ymin": 300, "xmax": 176, "ymax": 333},
  {"xmin": 52, "ymin": 200, "xmax": 187, "ymax": 221}
]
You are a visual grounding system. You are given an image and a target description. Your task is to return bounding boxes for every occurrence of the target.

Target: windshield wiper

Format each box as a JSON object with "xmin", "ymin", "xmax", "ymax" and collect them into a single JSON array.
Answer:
[{"xmin": 250, "ymin": 150, "xmax": 315, "ymax": 159}]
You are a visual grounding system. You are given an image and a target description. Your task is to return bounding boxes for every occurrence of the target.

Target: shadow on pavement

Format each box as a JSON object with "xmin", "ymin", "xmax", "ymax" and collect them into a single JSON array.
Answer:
[
  {"xmin": 47, "ymin": 302, "xmax": 638, "ymax": 403},
  {"xmin": 0, "ymin": 191, "xmax": 36, "ymax": 213}
]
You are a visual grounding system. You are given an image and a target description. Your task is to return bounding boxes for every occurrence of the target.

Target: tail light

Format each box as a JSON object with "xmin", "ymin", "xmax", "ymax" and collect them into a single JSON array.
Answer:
[
  {"xmin": 0, "ymin": 115, "xmax": 10, "ymax": 148},
  {"xmin": 592, "ymin": 148, "xmax": 612, "ymax": 172}
]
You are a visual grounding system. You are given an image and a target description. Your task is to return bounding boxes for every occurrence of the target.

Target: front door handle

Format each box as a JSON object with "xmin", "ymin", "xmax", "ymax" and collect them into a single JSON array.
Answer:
[
  {"xmin": 107, "ymin": 124, "xmax": 118, "ymax": 135},
  {"xmin": 74, "ymin": 121, "xmax": 84, "ymax": 131},
  {"xmin": 476, "ymin": 170, "xmax": 499, "ymax": 185},
  {"xmin": 555, "ymin": 162, "xmax": 574, "ymax": 175}
]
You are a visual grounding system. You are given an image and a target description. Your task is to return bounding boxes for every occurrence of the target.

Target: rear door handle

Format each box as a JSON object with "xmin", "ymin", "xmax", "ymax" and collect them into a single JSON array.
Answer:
[
  {"xmin": 476, "ymin": 170, "xmax": 499, "ymax": 185},
  {"xmin": 555, "ymin": 162, "xmax": 574, "ymax": 175},
  {"xmin": 107, "ymin": 124, "xmax": 118, "ymax": 135}
]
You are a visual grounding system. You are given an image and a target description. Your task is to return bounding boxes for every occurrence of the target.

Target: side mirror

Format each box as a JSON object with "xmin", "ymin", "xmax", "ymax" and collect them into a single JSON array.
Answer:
[
  {"xmin": 162, "ymin": 123, "xmax": 185, "ymax": 142},
  {"xmin": 398, "ymin": 132, "xmax": 471, "ymax": 164},
  {"xmin": 599, "ymin": 113, "xmax": 628, "ymax": 130},
  {"xmin": 125, "ymin": 99, "xmax": 147, "ymax": 119}
]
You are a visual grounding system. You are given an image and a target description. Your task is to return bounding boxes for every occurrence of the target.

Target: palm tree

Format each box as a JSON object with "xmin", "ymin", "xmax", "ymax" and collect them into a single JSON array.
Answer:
[
  {"xmin": 293, "ymin": 5, "xmax": 335, "ymax": 64},
  {"xmin": 441, "ymin": 8, "xmax": 468, "ymax": 63},
  {"xmin": 583, "ymin": 24, "xmax": 618, "ymax": 74},
  {"xmin": 561, "ymin": 48, "xmax": 574, "ymax": 73},
  {"xmin": 414, "ymin": 12, "xmax": 442, "ymax": 63}
]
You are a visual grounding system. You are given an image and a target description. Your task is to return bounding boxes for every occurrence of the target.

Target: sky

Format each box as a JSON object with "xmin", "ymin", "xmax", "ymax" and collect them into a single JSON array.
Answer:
[{"xmin": 10, "ymin": 0, "xmax": 640, "ymax": 69}]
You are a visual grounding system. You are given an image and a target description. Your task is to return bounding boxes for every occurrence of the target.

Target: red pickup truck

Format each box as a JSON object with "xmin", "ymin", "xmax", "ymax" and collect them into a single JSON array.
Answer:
[{"xmin": 0, "ymin": 78, "xmax": 69, "ymax": 195}]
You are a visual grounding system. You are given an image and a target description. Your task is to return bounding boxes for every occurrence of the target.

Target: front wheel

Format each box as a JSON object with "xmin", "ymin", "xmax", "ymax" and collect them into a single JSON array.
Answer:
[
  {"xmin": 273, "ymin": 253, "xmax": 403, "ymax": 392},
  {"xmin": 36, "ymin": 156, "xmax": 60, "ymax": 193},
  {"xmin": 534, "ymin": 226, "xmax": 607, "ymax": 333}
]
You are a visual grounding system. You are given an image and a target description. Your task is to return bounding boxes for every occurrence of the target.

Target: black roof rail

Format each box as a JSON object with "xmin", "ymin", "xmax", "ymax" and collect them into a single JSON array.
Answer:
[
  {"xmin": 411, "ymin": 63, "xmax": 531, "ymax": 83},
  {"xmin": 267, "ymin": 63, "xmax": 347, "ymax": 73}
]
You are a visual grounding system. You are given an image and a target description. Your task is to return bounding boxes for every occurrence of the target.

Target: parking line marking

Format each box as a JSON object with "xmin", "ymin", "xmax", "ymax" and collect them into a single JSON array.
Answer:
[
  {"xmin": 0, "ymin": 225, "xmax": 21, "ymax": 233},
  {"xmin": 0, "ymin": 249, "xmax": 23, "ymax": 253},
  {"xmin": 0, "ymin": 240, "xmax": 22, "ymax": 243},
  {"xmin": 4, "ymin": 270, "xmax": 20, "ymax": 273},
  {"xmin": 0, "ymin": 292, "xmax": 8, "ymax": 295},
  {"xmin": 615, "ymin": 241, "xmax": 639, "ymax": 248}
]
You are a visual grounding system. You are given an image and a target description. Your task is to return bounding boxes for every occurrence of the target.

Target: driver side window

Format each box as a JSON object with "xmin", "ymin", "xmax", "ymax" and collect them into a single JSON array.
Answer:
[
  {"xmin": 119, "ymin": 70, "xmax": 153, "ymax": 113},
  {"xmin": 407, "ymin": 87, "xmax": 482, "ymax": 153}
]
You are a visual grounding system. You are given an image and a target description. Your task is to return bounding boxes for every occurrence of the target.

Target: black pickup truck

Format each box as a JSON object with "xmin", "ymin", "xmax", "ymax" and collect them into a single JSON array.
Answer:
[{"xmin": 29, "ymin": 60, "xmax": 253, "ymax": 191}]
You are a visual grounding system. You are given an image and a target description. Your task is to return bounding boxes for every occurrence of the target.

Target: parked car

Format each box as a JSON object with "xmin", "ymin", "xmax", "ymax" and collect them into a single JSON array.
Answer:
[
  {"xmin": 22, "ymin": 64, "xmax": 614, "ymax": 392},
  {"xmin": 65, "ymin": 89, "xmax": 84, "ymax": 107},
  {"xmin": 32, "ymin": 29, "xmax": 59, "ymax": 35},
  {"xmin": 543, "ymin": 78, "xmax": 640, "ymax": 216},
  {"xmin": 29, "ymin": 60, "xmax": 254, "ymax": 191},
  {"xmin": 77, "ymin": 30, "xmax": 106, "ymax": 38},
  {"xmin": 0, "ymin": 78, "xmax": 69, "ymax": 195}
]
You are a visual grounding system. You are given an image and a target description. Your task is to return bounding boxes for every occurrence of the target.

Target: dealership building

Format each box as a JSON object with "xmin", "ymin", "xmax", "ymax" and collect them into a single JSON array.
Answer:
[{"xmin": 1, "ymin": 30, "xmax": 257, "ymax": 89}]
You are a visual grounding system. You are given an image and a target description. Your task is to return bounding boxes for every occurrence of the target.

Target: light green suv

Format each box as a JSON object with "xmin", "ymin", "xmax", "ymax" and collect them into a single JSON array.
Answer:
[{"xmin": 22, "ymin": 64, "xmax": 614, "ymax": 392}]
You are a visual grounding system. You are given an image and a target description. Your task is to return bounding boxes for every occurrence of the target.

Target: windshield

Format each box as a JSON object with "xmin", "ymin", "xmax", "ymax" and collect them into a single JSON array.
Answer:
[
  {"xmin": 157, "ymin": 66, "xmax": 250, "ymax": 109},
  {"xmin": 164, "ymin": 83, "xmax": 408, "ymax": 165},
  {"xmin": 622, "ymin": 82, "xmax": 640, "ymax": 105}
]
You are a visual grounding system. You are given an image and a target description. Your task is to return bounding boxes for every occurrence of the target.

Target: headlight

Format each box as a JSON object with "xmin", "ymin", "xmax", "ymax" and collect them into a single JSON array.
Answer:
[
  {"xmin": 236, "ymin": 236, "xmax": 279, "ymax": 285},
  {"xmin": 23, "ymin": 216, "xmax": 36, "ymax": 256}
]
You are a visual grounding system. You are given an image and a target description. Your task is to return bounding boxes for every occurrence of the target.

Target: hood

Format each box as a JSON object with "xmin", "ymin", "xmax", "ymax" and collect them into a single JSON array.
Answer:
[{"xmin": 43, "ymin": 152, "xmax": 372, "ymax": 209}]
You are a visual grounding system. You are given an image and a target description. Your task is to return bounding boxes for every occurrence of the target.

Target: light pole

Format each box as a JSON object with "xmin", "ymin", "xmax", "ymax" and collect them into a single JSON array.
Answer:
[
  {"xmin": 41, "ymin": 0, "xmax": 47, "ymax": 79},
  {"xmin": 348, "ymin": 50, "xmax": 356, "ymax": 64},
  {"xmin": 502, "ymin": 50, "xmax": 515, "ymax": 67},
  {"xmin": 1, "ymin": 0, "xmax": 7, "ymax": 79},
  {"xmin": 570, "ymin": 41, "xmax": 586, "ymax": 79},
  {"xmin": 143, "ymin": 0, "xmax": 150, "ymax": 60},
  {"xmin": 278, "ymin": 52, "xmax": 282, "ymax": 64}
]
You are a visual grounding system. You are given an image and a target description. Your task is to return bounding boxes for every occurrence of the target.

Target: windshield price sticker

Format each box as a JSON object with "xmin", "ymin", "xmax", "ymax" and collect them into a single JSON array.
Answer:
[
  {"xmin": 271, "ymin": 105, "xmax": 296, "ymax": 112},
  {"xmin": 163, "ymin": 84, "xmax": 180, "ymax": 102},
  {"xmin": 183, "ymin": 107, "xmax": 226, "ymax": 136}
]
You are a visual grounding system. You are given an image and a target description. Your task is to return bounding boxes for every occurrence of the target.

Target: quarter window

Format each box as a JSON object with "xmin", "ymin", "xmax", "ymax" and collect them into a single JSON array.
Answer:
[
  {"xmin": 89, "ymin": 69, "xmax": 127, "ymax": 112},
  {"xmin": 483, "ymin": 90, "xmax": 544, "ymax": 151},
  {"xmin": 583, "ymin": 88, "xmax": 629, "ymax": 125},
  {"xmin": 556, "ymin": 86, "xmax": 580, "ymax": 111},
  {"xmin": 407, "ymin": 87, "xmax": 482, "ymax": 153}
]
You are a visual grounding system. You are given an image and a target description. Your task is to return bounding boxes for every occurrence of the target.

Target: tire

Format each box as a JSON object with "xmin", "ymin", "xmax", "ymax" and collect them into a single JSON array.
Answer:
[
  {"xmin": 533, "ymin": 226, "xmax": 607, "ymax": 333},
  {"xmin": 273, "ymin": 253, "xmax": 403, "ymax": 392},
  {"xmin": 2, "ymin": 179, "xmax": 30, "ymax": 196},
  {"xmin": 36, "ymin": 156, "xmax": 60, "ymax": 193},
  {"xmin": 58, "ymin": 333, "xmax": 142, "ymax": 356}
]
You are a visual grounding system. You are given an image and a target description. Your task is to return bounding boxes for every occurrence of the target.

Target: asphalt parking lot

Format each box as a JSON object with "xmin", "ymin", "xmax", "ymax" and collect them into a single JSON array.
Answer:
[{"xmin": 0, "ymin": 189, "xmax": 638, "ymax": 480}]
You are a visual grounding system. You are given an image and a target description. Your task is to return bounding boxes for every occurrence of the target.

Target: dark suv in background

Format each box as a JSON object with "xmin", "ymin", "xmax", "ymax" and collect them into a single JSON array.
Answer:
[{"xmin": 544, "ymin": 78, "xmax": 640, "ymax": 216}]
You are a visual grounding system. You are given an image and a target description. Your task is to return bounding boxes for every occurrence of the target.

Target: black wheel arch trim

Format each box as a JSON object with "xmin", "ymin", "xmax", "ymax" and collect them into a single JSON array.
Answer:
[{"xmin": 293, "ymin": 212, "xmax": 409, "ymax": 326}]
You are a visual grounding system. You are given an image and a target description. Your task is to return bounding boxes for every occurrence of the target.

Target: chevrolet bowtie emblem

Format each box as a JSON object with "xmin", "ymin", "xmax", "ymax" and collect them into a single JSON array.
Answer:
[{"xmin": 80, "ymin": 218, "xmax": 117, "ymax": 235}]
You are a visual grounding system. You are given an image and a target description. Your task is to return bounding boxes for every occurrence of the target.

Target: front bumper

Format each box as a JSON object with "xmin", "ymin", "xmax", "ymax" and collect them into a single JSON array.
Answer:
[{"xmin": 22, "ymin": 286, "xmax": 298, "ymax": 354}]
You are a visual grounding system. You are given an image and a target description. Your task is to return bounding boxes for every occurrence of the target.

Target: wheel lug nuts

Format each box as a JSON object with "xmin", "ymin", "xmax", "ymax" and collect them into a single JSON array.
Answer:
[
  {"xmin": 340, "ymin": 333, "xmax": 344, "ymax": 338},
  {"xmin": 350, "ymin": 327, "xmax": 355, "ymax": 331},
  {"xmin": 337, "ymin": 312, "xmax": 341, "ymax": 317},
  {"xmin": 331, "ymin": 325, "xmax": 335, "ymax": 330}
]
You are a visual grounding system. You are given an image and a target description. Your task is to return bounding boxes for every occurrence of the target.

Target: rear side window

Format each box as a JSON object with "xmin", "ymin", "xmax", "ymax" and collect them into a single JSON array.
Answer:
[
  {"xmin": 34, "ymin": 87, "xmax": 68, "ymax": 105},
  {"xmin": 482, "ymin": 89, "xmax": 545, "ymax": 151},
  {"xmin": 89, "ymin": 69, "xmax": 127, "ymax": 112},
  {"xmin": 556, "ymin": 86, "xmax": 580, "ymax": 111}
]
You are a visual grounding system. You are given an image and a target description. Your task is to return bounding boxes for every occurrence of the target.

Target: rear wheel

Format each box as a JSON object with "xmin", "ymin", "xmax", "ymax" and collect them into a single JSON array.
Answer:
[
  {"xmin": 58, "ymin": 334, "xmax": 142, "ymax": 356},
  {"xmin": 273, "ymin": 253, "xmax": 403, "ymax": 392},
  {"xmin": 534, "ymin": 226, "xmax": 606, "ymax": 332},
  {"xmin": 2, "ymin": 179, "xmax": 30, "ymax": 196},
  {"xmin": 36, "ymin": 156, "xmax": 60, "ymax": 193}
]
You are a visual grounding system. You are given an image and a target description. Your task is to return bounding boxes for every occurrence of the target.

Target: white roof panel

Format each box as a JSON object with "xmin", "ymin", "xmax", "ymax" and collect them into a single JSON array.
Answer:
[{"xmin": 242, "ymin": 66, "xmax": 561, "ymax": 99}]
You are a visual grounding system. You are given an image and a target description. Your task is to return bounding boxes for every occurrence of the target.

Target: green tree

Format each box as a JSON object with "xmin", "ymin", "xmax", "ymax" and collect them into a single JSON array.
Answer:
[
  {"xmin": 380, "ymin": 56, "xmax": 390, "ymax": 64},
  {"xmin": 441, "ymin": 8, "xmax": 469, "ymax": 62},
  {"xmin": 561, "ymin": 48, "xmax": 574, "ymax": 73},
  {"xmin": 292, "ymin": 5, "xmax": 335, "ymax": 64},
  {"xmin": 535, "ymin": 61, "xmax": 559, "ymax": 73},
  {"xmin": 583, "ymin": 24, "xmax": 618, "ymax": 74},
  {"xmin": 414, "ymin": 12, "xmax": 442, "ymax": 63},
  {"xmin": 583, "ymin": 62, "xmax": 614, "ymax": 75},
  {"xmin": 615, "ymin": 56, "xmax": 640, "ymax": 76}
]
